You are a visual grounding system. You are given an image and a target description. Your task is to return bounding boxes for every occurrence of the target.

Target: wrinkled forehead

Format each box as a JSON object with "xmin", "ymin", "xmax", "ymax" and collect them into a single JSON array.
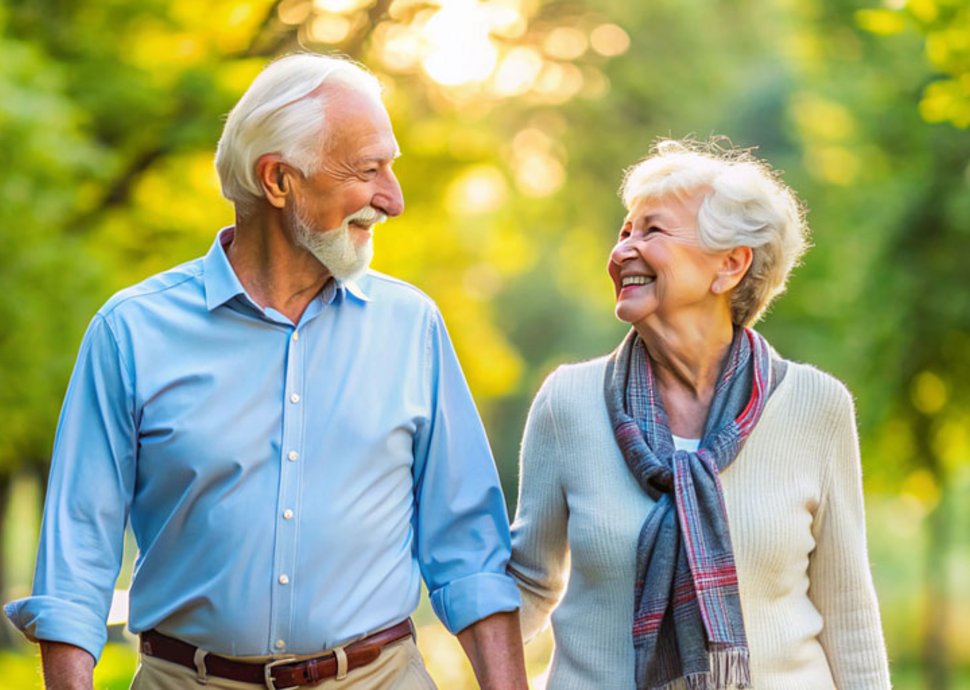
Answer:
[
  {"xmin": 624, "ymin": 187, "xmax": 709, "ymax": 222},
  {"xmin": 318, "ymin": 83, "xmax": 399, "ymax": 155}
]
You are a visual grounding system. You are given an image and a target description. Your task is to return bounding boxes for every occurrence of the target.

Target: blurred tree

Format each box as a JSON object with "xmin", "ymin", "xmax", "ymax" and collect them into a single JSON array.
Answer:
[
  {"xmin": 0, "ymin": 13, "xmax": 109, "ymax": 643},
  {"xmin": 855, "ymin": 0, "xmax": 970, "ymax": 128}
]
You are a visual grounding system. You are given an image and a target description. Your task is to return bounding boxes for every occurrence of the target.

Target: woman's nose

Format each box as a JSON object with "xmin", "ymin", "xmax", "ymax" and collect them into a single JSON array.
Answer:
[{"xmin": 609, "ymin": 239, "xmax": 637, "ymax": 265}]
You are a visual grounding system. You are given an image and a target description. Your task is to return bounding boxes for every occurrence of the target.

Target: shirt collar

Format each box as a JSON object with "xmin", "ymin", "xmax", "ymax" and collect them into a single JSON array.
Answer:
[
  {"xmin": 203, "ymin": 227, "xmax": 371, "ymax": 311},
  {"xmin": 343, "ymin": 277, "xmax": 370, "ymax": 302},
  {"xmin": 203, "ymin": 227, "xmax": 248, "ymax": 312}
]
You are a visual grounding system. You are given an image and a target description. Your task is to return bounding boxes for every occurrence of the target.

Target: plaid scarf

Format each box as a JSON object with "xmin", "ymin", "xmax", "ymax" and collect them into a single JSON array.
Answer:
[{"xmin": 604, "ymin": 327, "xmax": 779, "ymax": 690}]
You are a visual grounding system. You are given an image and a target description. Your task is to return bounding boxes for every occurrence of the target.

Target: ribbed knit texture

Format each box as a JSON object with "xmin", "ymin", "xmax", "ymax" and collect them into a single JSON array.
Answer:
[{"xmin": 510, "ymin": 357, "xmax": 891, "ymax": 690}]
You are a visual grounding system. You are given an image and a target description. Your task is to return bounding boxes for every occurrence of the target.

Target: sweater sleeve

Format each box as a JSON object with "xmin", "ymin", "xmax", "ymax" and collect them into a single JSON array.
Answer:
[
  {"xmin": 508, "ymin": 371, "xmax": 570, "ymax": 642},
  {"xmin": 807, "ymin": 382, "xmax": 891, "ymax": 689}
]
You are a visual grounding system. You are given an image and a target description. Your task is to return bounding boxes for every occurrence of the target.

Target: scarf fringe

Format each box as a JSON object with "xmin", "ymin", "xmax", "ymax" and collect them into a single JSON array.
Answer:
[
  {"xmin": 651, "ymin": 649, "xmax": 752, "ymax": 690},
  {"xmin": 710, "ymin": 647, "xmax": 751, "ymax": 689}
]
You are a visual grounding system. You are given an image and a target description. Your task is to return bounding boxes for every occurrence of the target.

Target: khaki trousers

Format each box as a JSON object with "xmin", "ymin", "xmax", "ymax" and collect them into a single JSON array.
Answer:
[{"xmin": 131, "ymin": 638, "xmax": 438, "ymax": 690}]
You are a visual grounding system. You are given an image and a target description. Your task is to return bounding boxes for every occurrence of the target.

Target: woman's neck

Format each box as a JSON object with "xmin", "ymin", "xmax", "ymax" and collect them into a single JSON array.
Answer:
[{"xmin": 635, "ymin": 312, "xmax": 735, "ymax": 438}]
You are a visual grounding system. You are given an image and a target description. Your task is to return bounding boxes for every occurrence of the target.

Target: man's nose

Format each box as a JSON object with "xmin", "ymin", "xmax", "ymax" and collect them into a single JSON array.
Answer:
[{"xmin": 373, "ymin": 170, "xmax": 404, "ymax": 218}]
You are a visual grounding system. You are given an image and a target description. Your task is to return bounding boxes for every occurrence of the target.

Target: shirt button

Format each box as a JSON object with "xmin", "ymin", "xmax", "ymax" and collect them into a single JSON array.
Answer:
[
  {"xmin": 275, "ymin": 640, "xmax": 286, "ymax": 650},
  {"xmin": 287, "ymin": 451, "xmax": 299, "ymax": 462},
  {"xmin": 290, "ymin": 393, "xmax": 301, "ymax": 404},
  {"xmin": 283, "ymin": 509, "xmax": 294, "ymax": 520},
  {"xmin": 292, "ymin": 330, "xmax": 300, "ymax": 341},
  {"xmin": 278, "ymin": 574, "xmax": 290, "ymax": 585}
]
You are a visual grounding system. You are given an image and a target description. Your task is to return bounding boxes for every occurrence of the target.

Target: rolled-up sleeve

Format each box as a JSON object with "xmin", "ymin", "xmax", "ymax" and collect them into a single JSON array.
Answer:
[
  {"xmin": 4, "ymin": 314, "xmax": 136, "ymax": 661},
  {"xmin": 411, "ymin": 311, "xmax": 520, "ymax": 634}
]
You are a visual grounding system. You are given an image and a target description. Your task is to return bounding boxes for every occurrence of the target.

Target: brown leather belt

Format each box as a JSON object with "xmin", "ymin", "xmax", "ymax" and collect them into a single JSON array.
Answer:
[{"xmin": 140, "ymin": 619, "xmax": 414, "ymax": 689}]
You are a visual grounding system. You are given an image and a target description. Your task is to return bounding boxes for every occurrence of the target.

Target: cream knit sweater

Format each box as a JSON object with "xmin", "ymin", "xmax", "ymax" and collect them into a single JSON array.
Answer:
[{"xmin": 510, "ymin": 356, "xmax": 891, "ymax": 690}]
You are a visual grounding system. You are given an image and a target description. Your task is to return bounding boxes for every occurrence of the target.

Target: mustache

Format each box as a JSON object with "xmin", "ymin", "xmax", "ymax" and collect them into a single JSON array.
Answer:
[{"xmin": 347, "ymin": 206, "xmax": 387, "ymax": 227}]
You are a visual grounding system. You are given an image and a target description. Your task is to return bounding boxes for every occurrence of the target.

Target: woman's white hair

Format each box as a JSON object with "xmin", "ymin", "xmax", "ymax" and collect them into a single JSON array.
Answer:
[
  {"xmin": 621, "ymin": 139, "xmax": 810, "ymax": 326},
  {"xmin": 215, "ymin": 53, "xmax": 383, "ymax": 217}
]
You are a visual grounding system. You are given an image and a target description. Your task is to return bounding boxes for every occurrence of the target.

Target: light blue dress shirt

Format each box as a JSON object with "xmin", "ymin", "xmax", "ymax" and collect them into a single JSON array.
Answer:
[{"xmin": 5, "ymin": 228, "xmax": 520, "ymax": 661}]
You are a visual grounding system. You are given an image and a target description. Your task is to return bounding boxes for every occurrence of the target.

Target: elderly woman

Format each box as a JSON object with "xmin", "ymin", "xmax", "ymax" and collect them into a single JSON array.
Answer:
[{"xmin": 509, "ymin": 140, "xmax": 891, "ymax": 690}]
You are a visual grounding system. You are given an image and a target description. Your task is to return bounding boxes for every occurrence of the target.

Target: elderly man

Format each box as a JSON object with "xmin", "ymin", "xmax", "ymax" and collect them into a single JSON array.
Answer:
[{"xmin": 5, "ymin": 54, "xmax": 527, "ymax": 690}]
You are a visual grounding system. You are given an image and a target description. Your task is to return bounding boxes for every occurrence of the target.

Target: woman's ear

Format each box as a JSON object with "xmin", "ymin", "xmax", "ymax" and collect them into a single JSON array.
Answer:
[
  {"xmin": 256, "ymin": 155, "xmax": 290, "ymax": 209},
  {"xmin": 713, "ymin": 246, "xmax": 753, "ymax": 294}
]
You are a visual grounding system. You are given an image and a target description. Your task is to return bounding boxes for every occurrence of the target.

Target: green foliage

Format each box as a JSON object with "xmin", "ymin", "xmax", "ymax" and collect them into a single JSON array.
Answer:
[
  {"xmin": 856, "ymin": 0, "xmax": 970, "ymax": 128},
  {"xmin": 0, "ymin": 19, "xmax": 107, "ymax": 472}
]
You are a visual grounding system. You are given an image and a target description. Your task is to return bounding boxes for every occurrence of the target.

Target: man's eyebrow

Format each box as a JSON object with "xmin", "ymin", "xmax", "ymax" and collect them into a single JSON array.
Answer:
[{"xmin": 355, "ymin": 150, "xmax": 402, "ymax": 164}]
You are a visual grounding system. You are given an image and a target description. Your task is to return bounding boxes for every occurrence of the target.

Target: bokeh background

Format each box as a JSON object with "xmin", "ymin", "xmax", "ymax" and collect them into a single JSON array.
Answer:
[{"xmin": 2, "ymin": 0, "xmax": 970, "ymax": 687}]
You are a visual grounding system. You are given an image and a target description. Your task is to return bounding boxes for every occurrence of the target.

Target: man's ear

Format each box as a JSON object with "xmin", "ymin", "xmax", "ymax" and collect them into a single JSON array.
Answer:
[
  {"xmin": 713, "ymin": 245, "xmax": 753, "ymax": 294},
  {"xmin": 256, "ymin": 155, "xmax": 290, "ymax": 209}
]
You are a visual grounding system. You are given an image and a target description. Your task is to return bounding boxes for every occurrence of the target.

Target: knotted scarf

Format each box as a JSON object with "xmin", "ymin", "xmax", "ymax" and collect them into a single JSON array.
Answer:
[{"xmin": 604, "ymin": 327, "xmax": 781, "ymax": 690}]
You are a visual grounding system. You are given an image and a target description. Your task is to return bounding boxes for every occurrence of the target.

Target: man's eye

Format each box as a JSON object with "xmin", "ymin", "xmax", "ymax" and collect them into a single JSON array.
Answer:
[{"xmin": 619, "ymin": 229, "xmax": 631, "ymax": 240}]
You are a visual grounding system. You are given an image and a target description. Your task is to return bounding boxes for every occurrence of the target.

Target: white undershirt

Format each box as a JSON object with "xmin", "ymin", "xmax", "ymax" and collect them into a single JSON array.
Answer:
[{"xmin": 672, "ymin": 434, "xmax": 701, "ymax": 452}]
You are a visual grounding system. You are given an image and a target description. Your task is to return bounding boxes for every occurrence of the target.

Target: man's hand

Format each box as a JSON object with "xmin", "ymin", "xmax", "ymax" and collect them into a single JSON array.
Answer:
[
  {"xmin": 456, "ymin": 610, "xmax": 528, "ymax": 690},
  {"xmin": 40, "ymin": 640, "xmax": 95, "ymax": 690}
]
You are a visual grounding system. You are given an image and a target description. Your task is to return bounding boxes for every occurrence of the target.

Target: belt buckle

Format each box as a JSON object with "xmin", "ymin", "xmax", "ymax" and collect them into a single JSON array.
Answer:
[{"xmin": 263, "ymin": 656, "xmax": 298, "ymax": 690}]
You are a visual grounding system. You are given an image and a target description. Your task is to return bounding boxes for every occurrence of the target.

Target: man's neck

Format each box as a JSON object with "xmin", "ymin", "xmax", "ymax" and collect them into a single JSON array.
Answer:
[{"xmin": 226, "ymin": 214, "xmax": 332, "ymax": 325}]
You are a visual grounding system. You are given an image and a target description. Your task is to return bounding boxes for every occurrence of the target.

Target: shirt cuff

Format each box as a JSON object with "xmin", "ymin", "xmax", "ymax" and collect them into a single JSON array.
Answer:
[
  {"xmin": 429, "ymin": 572, "xmax": 521, "ymax": 634},
  {"xmin": 4, "ymin": 595, "xmax": 107, "ymax": 662}
]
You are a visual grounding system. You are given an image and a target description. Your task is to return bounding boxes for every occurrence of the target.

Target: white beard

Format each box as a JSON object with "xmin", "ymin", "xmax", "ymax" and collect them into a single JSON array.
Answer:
[{"xmin": 291, "ymin": 205, "xmax": 384, "ymax": 282}]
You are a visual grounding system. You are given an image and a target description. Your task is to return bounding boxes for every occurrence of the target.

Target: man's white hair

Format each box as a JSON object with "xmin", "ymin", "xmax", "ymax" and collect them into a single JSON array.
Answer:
[
  {"xmin": 621, "ymin": 139, "xmax": 810, "ymax": 326},
  {"xmin": 215, "ymin": 53, "xmax": 383, "ymax": 217}
]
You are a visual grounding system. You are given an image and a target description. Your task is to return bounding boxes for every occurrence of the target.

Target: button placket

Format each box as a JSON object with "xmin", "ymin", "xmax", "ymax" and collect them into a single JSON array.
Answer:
[{"xmin": 271, "ymin": 326, "xmax": 304, "ymax": 653}]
